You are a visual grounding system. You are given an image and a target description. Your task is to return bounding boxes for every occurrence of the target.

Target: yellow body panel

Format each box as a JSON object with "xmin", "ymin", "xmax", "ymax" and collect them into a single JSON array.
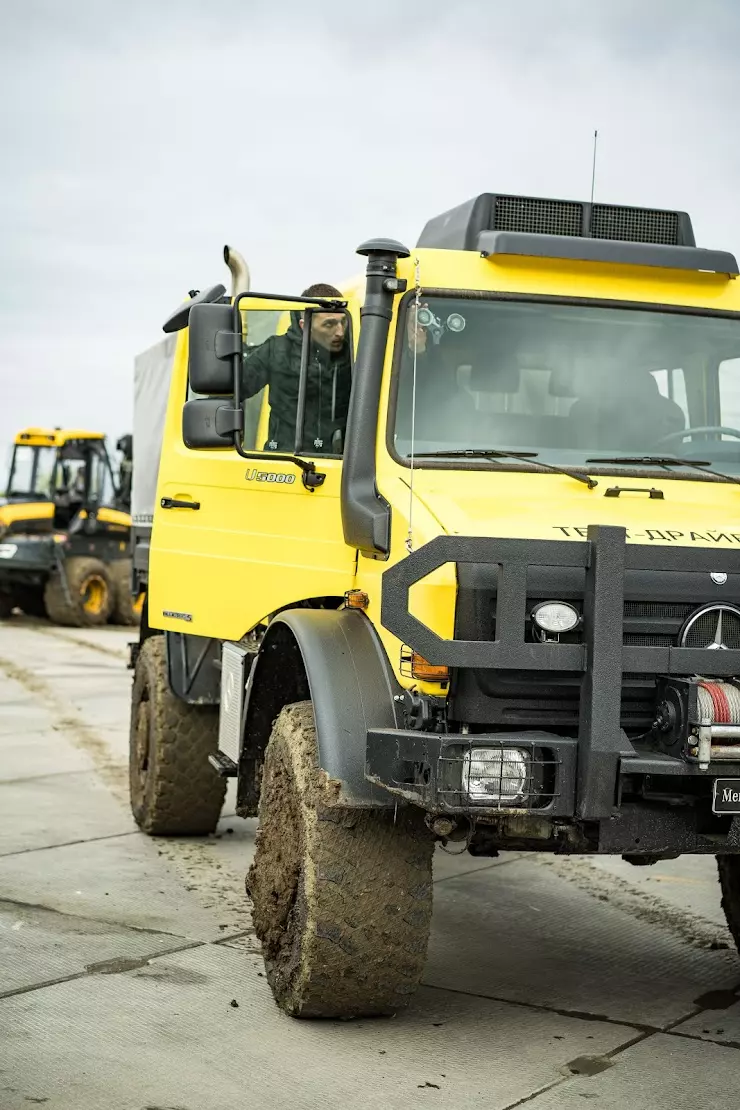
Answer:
[
  {"xmin": 0, "ymin": 501, "xmax": 54, "ymax": 530},
  {"xmin": 151, "ymin": 246, "xmax": 740, "ymax": 687},
  {"xmin": 78, "ymin": 507, "xmax": 131, "ymax": 529}
]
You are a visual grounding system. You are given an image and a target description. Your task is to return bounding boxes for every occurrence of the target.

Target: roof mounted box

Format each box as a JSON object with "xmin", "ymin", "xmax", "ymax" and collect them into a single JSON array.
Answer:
[
  {"xmin": 417, "ymin": 193, "xmax": 738, "ymax": 276},
  {"xmin": 417, "ymin": 193, "xmax": 697, "ymax": 251}
]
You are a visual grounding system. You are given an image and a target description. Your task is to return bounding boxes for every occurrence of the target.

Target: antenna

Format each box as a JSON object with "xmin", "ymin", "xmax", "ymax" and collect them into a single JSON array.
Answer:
[{"xmin": 590, "ymin": 129, "xmax": 599, "ymax": 204}]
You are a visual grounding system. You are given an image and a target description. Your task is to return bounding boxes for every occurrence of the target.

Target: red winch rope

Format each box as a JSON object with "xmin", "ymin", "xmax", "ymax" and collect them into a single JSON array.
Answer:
[{"xmin": 698, "ymin": 681, "xmax": 731, "ymax": 724}]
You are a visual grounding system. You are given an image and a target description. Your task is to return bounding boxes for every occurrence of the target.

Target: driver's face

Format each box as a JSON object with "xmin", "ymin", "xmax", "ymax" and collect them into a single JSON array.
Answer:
[{"xmin": 306, "ymin": 312, "xmax": 347, "ymax": 353}]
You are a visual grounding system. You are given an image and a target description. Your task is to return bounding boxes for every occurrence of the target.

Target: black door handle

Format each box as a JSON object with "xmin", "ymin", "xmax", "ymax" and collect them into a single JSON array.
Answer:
[{"xmin": 160, "ymin": 497, "xmax": 201, "ymax": 510}]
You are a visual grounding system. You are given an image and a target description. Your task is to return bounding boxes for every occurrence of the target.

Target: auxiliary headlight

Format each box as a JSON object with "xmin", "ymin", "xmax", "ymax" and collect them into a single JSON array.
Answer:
[
  {"xmin": 462, "ymin": 747, "xmax": 529, "ymax": 804},
  {"xmin": 531, "ymin": 600, "xmax": 579, "ymax": 635}
]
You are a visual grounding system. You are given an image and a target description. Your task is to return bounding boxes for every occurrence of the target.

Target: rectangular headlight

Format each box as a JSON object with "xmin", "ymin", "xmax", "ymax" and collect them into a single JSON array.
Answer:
[{"xmin": 462, "ymin": 747, "xmax": 529, "ymax": 805}]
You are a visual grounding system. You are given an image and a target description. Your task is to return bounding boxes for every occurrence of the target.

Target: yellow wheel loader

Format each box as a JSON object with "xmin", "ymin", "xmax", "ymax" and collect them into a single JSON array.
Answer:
[{"xmin": 0, "ymin": 427, "xmax": 139, "ymax": 626}]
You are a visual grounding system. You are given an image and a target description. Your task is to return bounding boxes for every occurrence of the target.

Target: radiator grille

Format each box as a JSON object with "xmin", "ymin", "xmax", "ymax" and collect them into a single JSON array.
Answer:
[
  {"xmin": 591, "ymin": 204, "xmax": 680, "ymax": 245},
  {"xmin": 493, "ymin": 196, "xmax": 583, "ymax": 237},
  {"xmin": 491, "ymin": 196, "xmax": 681, "ymax": 245}
]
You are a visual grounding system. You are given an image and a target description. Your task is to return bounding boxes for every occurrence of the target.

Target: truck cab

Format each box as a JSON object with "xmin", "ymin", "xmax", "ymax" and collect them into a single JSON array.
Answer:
[{"xmin": 130, "ymin": 193, "xmax": 740, "ymax": 1019}]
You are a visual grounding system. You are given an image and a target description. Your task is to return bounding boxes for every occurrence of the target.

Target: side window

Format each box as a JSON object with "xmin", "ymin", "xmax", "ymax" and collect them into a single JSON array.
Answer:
[
  {"xmin": 89, "ymin": 451, "xmax": 115, "ymax": 505},
  {"xmin": 240, "ymin": 306, "xmax": 353, "ymax": 458}
]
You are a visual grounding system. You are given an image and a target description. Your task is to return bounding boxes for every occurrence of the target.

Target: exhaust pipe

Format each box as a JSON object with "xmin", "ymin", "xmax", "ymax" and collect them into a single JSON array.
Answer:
[{"xmin": 223, "ymin": 245, "xmax": 250, "ymax": 297}]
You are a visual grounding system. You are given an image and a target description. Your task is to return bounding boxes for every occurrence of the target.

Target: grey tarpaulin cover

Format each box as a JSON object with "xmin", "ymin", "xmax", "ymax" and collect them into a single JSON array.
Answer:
[{"xmin": 132, "ymin": 335, "xmax": 176, "ymax": 527}]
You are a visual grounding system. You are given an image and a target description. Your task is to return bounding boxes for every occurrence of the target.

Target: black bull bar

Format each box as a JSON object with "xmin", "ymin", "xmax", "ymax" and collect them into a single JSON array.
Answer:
[{"xmin": 375, "ymin": 525, "xmax": 740, "ymax": 821}]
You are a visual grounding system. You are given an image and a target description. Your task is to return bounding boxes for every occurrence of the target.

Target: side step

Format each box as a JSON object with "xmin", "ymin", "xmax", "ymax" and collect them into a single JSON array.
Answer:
[{"xmin": 208, "ymin": 751, "xmax": 238, "ymax": 777}]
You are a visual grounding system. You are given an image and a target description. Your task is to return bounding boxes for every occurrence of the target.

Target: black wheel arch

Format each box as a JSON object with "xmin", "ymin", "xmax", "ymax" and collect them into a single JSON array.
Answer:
[{"xmin": 238, "ymin": 608, "xmax": 402, "ymax": 815}]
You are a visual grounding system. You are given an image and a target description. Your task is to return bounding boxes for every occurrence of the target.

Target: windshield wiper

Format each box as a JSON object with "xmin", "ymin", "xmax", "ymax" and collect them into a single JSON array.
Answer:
[
  {"xmin": 410, "ymin": 448, "xmax": 597, "ymax": 489},
  {"xmin": 585, "ymin": 455, "xmax": 740, "ymax": 487}
]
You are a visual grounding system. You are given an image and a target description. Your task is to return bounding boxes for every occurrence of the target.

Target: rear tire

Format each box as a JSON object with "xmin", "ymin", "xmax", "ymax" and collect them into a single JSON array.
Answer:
[
  {"xmin": 43, "ymin": 556, "xmax": 114, "ymax": 627},
  {"xmin": 246, "ymin": 701, "xmax": 433, "ymax": 1018},
  {"xmin": 109, "ymin": 559, "xmax": 141, "ymax": 626},
  {"xmin": 0, "ymin": 593, "xmax": 13, "ymax": 620},
  {"xmin": 718, "ymin": 855, "xmax": 740, "ymax": 953},
  {"xmin": 129, "ymin": 635, "xmax": 226, "ymax": 835}
]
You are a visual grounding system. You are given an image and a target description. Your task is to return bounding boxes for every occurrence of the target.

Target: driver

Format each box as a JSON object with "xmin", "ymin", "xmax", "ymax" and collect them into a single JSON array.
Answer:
[{"xmin": 567, "ymin": 369, "xmax": 685, "ymax": 451}]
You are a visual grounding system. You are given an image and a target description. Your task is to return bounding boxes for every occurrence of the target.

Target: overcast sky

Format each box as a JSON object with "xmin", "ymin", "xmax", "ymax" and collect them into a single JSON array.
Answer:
[{"xmin": 1, "ymin": 0, "xmax": 739, "ymax": 464}]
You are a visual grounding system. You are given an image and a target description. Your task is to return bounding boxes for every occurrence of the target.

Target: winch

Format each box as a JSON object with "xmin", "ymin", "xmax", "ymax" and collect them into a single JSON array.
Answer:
[{"xmin": 654, "ymin": 677, "xmax": 740, "ymax": 770}]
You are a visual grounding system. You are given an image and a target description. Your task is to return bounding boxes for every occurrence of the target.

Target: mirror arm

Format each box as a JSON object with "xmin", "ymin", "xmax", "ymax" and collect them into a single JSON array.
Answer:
[{"xmin": 229, "ymin": 294, "xmax": 325, "ymax": 492}]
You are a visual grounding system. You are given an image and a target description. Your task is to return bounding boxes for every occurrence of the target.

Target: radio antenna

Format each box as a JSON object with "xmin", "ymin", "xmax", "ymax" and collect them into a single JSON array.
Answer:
[{"xmin": 590, "ymin": 129, "xmax": 599, "ymax": 204}]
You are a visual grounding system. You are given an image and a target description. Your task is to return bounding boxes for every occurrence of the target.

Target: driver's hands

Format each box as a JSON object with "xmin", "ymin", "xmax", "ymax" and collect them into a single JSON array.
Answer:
[{"xmin": 406, "ymin": 304, "xmax": 428, "ymax": 354}]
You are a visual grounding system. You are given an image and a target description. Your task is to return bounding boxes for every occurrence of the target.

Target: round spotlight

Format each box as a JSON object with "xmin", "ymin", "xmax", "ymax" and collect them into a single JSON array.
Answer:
[{"xmin": 531, "ymin": 601, "xmax": 579, "ymax": 634}]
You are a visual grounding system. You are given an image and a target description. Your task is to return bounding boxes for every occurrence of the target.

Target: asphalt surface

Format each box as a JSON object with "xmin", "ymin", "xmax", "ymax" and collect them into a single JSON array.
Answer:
[{"xmin": 1, "ymin": 618, "xmax": 739, "ymax": 1109}]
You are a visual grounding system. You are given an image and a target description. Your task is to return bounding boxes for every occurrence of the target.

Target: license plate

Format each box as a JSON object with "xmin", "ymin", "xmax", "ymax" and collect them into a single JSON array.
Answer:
[{"xmin": 713, "ymin": 779, "xmax": 740, "ymax": 814}]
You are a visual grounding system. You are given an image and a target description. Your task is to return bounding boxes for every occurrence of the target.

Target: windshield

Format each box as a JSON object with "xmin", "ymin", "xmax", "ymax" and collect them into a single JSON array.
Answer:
[
  {"xmin": 6, "ymin": 444, "xmax": 57, "ymax": 498},
  {"xmin": 392, "ymin": 295, "xmax": 740, "ymax": 474}
]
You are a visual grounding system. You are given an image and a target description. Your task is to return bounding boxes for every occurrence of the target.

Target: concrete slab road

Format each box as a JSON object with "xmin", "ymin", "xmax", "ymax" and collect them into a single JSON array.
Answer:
[{"xmin": 0, "ymin": 617, "xmax": 739, "ymax": 1109}]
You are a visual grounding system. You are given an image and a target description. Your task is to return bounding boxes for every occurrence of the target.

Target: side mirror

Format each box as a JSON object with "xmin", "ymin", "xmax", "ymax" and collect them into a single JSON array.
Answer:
[
  {"xmin": 188, "ymin": 302, "xmax": 239, "ymax": 395},
  {"xmin": 182, "ymin": 398, "xmax": 236, "ymax": 449}
]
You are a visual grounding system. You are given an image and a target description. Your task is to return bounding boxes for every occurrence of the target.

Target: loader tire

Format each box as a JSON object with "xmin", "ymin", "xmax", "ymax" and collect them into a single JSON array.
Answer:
[
  {"xmin": 43, "ymin": 557, "xmax": 114, "ymax": 627},
  {"xmin": 246, "ymin": 701, "xmax": 433, "ymax": 1019},
  {"xmin": 718, "ymin": 855, "xmax": 740, "ymax": 954},
  {"xmin": 129, "ymin": 635, "xmax": 226, "ymax": 835},
  {"xmin": 109, "ymin": 559, "xmax": 141, "ymax": 626}
]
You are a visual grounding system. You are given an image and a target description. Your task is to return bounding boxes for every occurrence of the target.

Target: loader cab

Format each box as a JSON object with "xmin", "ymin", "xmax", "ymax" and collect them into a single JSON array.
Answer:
[
  {"xmin": 4, "ymin": 429, "xmax": 120, "ymax": 531},
  {"xmin": 52, "ymin": 438, "xmax": 115, "ymax": 529}
]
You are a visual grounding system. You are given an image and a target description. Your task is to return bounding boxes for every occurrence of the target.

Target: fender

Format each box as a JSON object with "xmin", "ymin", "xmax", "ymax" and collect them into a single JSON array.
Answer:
[{"xmin": 238, "ymin": 608, "xmax": 402, "ymax": 812}]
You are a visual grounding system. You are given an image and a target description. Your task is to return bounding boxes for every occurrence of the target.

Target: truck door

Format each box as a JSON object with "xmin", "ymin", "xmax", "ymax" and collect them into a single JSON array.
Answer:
[{"xmin": 149, "ymin": 297, "xmax": 357, "ymax": 642}]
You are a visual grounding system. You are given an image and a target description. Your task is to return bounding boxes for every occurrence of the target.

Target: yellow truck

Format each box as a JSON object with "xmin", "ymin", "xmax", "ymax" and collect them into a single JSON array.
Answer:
[
  {"xmin": 0, "ymin": 427, "xmax": 137, "ymax": 625},
  {"xmin": 129, "ymin": 193, "xmax": 740, "ymax": 1019}
]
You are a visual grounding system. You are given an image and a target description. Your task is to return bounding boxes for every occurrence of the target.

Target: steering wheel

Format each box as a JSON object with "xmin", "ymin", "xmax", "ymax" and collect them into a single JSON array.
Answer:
[{"xmin": 655, "ymin": 425, "xmax": 740, "ymax": 447}]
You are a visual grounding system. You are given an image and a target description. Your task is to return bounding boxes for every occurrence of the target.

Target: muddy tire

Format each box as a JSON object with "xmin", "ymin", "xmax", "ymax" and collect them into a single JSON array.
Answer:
[
  {"xmin": 129, "ymin": 635, "xmax": 226, "ymax": 835},
  {"xmin": 246, "ymin": 701, "xmax": 434, "ymax": 1019},
  {"xmin": 718, "ymin": 856, "xmax": 740, "ymax": 952},
  {"xmin": 109, "ymin": 559, "xmax": 141, "ymax": 626},
  {"xmin": 43, "ymin": 556, "xmax": 114, "ymax": 627}
]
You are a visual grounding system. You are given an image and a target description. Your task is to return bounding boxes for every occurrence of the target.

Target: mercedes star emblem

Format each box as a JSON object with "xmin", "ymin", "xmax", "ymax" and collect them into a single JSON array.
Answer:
[
  {"xmin": 711, "ymin": 572, "xmax": 728, "ymax": 585},
  {"xmin": 707, "ymin": 609, "xmax": 728, "ymax": 650}
]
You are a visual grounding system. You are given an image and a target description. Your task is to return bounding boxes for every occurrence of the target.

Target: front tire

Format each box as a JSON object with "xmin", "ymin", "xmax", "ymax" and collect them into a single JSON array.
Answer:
[
  {"xmin": 718, "ymin": 855, "xmax": 740, "ymax": 952},
  {"xmin": 44, "ymin": 556, "xmax": 114, "ymax": 627},
  {"xmin": 246, "ymin": 701, "xmax": 434, "ymax": 1018},
  {"xmin": 129, "ymin": 636, "xmax": 226, "ymax": 835}
]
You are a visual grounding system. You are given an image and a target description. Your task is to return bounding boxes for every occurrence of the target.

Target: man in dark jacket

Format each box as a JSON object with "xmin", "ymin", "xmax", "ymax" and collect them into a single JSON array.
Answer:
[{"xmin": 241, "ymin": 283, "xmax": 351, "ymax": 454}]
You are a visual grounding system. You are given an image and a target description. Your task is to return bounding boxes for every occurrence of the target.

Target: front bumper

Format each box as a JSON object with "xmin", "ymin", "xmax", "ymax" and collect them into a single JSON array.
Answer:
[
  {"xmin": 365, "ymin": 726, "xmax": 740, "ymax": 854},
  {"xmin": 368, "ymin": 525, "xmax": 740, "ymax": 852},
  {"xmin": 0, "ymin": 536, "xmax": 55, "ymax": 588}
]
